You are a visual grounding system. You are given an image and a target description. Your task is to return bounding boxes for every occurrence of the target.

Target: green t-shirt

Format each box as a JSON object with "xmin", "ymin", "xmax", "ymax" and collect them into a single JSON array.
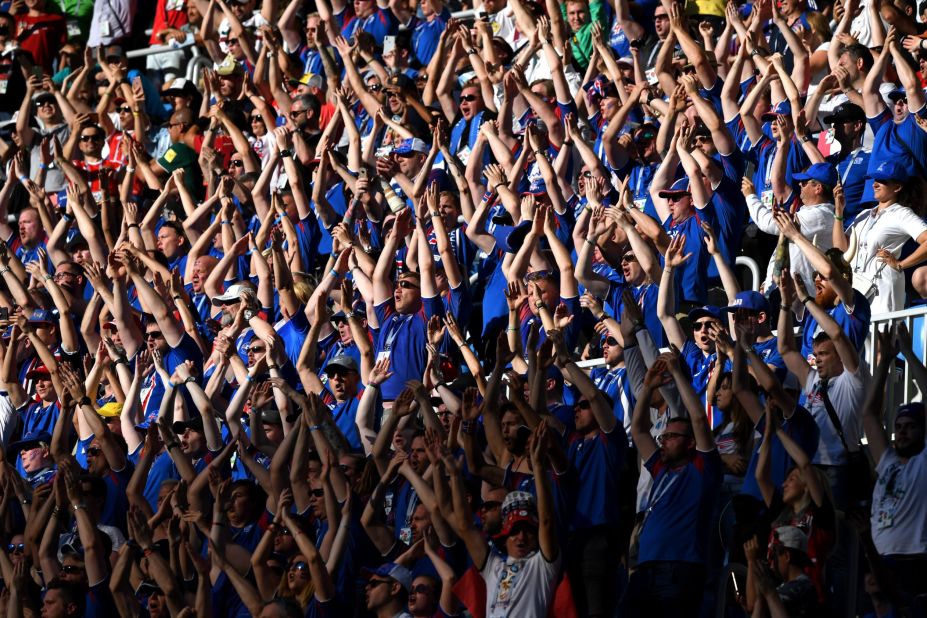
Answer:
[{"xmin": 561, "ymin": 0, "xmax": 606, "ymax": 71}]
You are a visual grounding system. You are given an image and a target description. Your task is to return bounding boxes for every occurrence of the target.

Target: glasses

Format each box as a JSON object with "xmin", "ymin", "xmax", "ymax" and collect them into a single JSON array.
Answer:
[
  {"xmin": 310, "ymin": 488, "xmax": 325, "ymax": 497},
  {"xmin": 117, "ymin": 106, "xmax": 132, "ymax": 114},
  {"xmin": 230, "ymin": 160, "xmax": 244, "ymax": 168},
  {"xmin": 524, "ymin": 270, "xmax": 553, "ymax": 283},
  {"xmin": 581, "ymin": 171, "xmax": 593, "ymax": 178},
  {"xmin": 61, "ymin": 565, "xmax": 82, "ymax": 574},
  {"xmin": 278, "ymin": 527, "xmax": 292, "ymax": 535},
  {"xmin": 666, "ymin": 195, "xmax": 689, "ymax": 203},
  {"xmin": 145, "ymin": 331, "xmax": 164, "ymax": 340},
  {"xmin": 80, "ymin": 134, "xmax": 104, "ymax": 142},
  {"xmin": 168, "ymin": 122, "xmax": 186, "ymax": 128},
  {"xmin": 366, "ymin": 579, "xmax": 392, "ymax": 588},
  {"xmin": 368, "ymin": 84, "xmax": 382, "ymax": 93},
  {"xmin": 250, "ymin": 116, "xmax": 263, "ymax": 122},
  {"xmin": 7, "ymin": 543, "xmax": 24, "ymax": 553},
  {"xmin": 693, "ymin": 321, "xmax": 714, "ymax": 331},
  {"xmin": 460, "ymin": 94, "xmax": 478, "ymax": 102},
  {"xmin": 798, "ymin": 179, "xmax": 819, "ymax": 187},
  {"xmin": 411, "ymin": 584, "xmax": 434, "ymax": 594},
  {"xmin": 621, "ymin": 254, "xmax": 636, "ymax": 264},
  {"xmin": 289, "ymin": 561, "xmax": 308, "ymax": 572},
  {"xmin": 87, "ymin": 446, "xmax": 103, "ymax": 457},
  {"xmin": 656, "ymin": 431, "xmax": 690, "ymax": 445},
  {"xmin": 397, "ymin": 279, "xmax": 419, "ymax": 290},
  {"xmin": 654, "ymin": 13, "xmax": 669, "ymax": 19},
  {"xmin": 37, "ymin": 100, "xmax": 56, "ymax": 108},
  {"xmin": 480, "ymin": 500, "xmax": 502, "ymax": 511},
  {"xmin": 288, "ymin": 109, "xmax": 306, "ymax": 119},
  {"xmin": 54, "ymin": 271, "xmax": 79, "ymax": 279},
  {"xmin": 246, "ymin": 346, "xmax": 265, "ymax": 354},
  {"xmin": 227, "ymin": 38, "xmax": 239, "ymax": 46},
  {"xmin": 604, "ymin": 336, "xmax": 619, "ymax": 346},
  {"xmin": 575, "ymin": 400, "xmax": 591, "ymax": 410}
]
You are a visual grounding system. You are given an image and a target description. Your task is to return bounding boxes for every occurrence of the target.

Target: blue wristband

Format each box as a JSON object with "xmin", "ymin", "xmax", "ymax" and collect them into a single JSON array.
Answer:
[{"xmin": 329, "ymin": 268, "xmax": 341, "ymax": 279}]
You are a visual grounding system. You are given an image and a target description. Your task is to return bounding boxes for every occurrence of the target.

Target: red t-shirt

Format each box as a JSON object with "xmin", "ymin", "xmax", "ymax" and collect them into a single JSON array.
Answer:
[
  {"xmin": 16, "ymin": 13, "xmax": 67, "ymax": 73},
  {"xmin": 73, "ymin": 159, "xmax": 121, "ymax": 205},
  {"xmin": 149, "ymin": 0, "xmax": 189, "ymax": 45}
]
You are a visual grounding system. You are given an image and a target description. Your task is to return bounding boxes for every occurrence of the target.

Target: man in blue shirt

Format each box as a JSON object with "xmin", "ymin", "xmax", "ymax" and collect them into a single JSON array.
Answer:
[
  {"xmin": 319, "ymin": 355, "xmax": 365, "ymax": 452},
  {"xmin": 821, "ymin": 103, "xmax": 871, "ymax": 224},
  {"xmin": 725, "ymin": 291, "xmax": 787, "ymax": 382},
  {"xmin": 625, "ymin": 349, "xmax": 722, "ymax": 616}
]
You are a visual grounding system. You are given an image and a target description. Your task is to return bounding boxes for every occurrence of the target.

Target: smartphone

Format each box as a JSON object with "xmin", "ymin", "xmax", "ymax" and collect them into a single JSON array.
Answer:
[
  {"xmin": 477, "ymin": 10, "xmax": 487, "ymax": 19},
  {"xmin": 630, "ymin": 38, "xmax": 642, "ymax": 49},
  {"xmin": 358, "ymin": 168, "xmax": 368, "ymax": 182},
  {"xmin": 0, "ymin": 307, "xmax": 8, "ymax": 321}
]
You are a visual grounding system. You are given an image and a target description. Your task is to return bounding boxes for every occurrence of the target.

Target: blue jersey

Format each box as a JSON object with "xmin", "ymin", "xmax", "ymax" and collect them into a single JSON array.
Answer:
[
  {"xmin": 663, "ymin": 207, "xmax": 715, "ymax": 304},
  {"xmin": 639, "ymin": 449, "xmax": 723, "ymax": 565},
  {"xmin": 373, "ymin": 297, "xmax": 443, "ymax": 400},
  {"xmin": 800, "ymin": 291, "xmax": 871, "ymax": 361},
  {"xmin": 566, "ymin": 426, "xmax": 628, "ymax": 530}
]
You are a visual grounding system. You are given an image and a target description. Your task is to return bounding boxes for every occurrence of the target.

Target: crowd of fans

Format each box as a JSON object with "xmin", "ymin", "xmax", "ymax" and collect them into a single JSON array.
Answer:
[{"xmin": 1, "ymin": 0, "xmax": 927, "ymax": 616}]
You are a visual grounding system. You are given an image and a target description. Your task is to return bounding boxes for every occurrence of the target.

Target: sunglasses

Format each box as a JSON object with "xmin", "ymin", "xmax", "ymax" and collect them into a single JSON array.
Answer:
[
  {"xmin": 278, "ymin": 527, "xmax": 292, "ymax": 535},
  {"xmin": 666, "ymin": 195, "xmax": 690, "ymax": 203},
  {"xmin": 693, "ymin": 321, "xmax": 714, "ymax": 331},
  {"xmin": 575, "ymin": 400, "xmax": 591, "ymax": 410},
  {"xmin": 289, "ymin": 561, "xmax": 308, "ymax": 571},
  {"xmin": 80, "ymin": 134, "xmax": 104, "ymax": 142},
  {"xmin": 310, "ymin": 488, "xmax": 325, "ymax": 497},
  {"xmin": 145, "ymin": 331, "xmax": 164, "ymax": 340},
  {"xmin": 524, "ymin": 270, "xmax": 554, "ymax": 283},
  {"xmin": 480, "ymin": 500, "xmax": 502, "ymax": 511},
  {"xmin": 581, "ymin": 171, "xmax": 593, "ymax": 178},
  {"xmin": 621, "ymin": 254, "xmax": 636, "ymax": 264},
  {"xmin": 117, "ymin": 106, "xmax": 132, "ymax": 114},
  {"xmin": 397, "ymin": 279, "xmax": 419, "ymax": 289},
  {"xmin": 250, "ymin": 116, "xmax": 263, "ymax": 122},
  {"xmin": 87, "ymin": 446, "xmax": 103, "ymax": 457},
  {"xmin": 604, "ymin": 336, "xmax": 619, "ymax": 346},
  {"xmin": 411, "ymin": 584, "xmax": 434, "ymax": 594},
  {"xmin": 368, "ymin": 84, "xmax": 383, "ymax": 93},
  {"xmin": 227, "ymin": 38, "xmax": 239, "ymax": 46},
  {"xmin": 366, "ymin": 579, "xmax": 392, "ymax": 588},
  {"xmin": 230, "ymin": 160, "xmax": 244, "ymax": 168},
  {"xmin": 61, "ymin": 565, "xmax": 82, "ymax": 574},
  {"xmin": 7, "ymin": 543, "xmax": 24, "ymax": 553},
  {"xmin": 656, "ymin": 431, "xmax": 691, "ymax": 445},
  {"xmin": 460, "ymin": 94, "xmax": 479, "ymax": 102},
  {"xmin": 246, "ymin": 346, "xmax": 265, "ymax": 354}
]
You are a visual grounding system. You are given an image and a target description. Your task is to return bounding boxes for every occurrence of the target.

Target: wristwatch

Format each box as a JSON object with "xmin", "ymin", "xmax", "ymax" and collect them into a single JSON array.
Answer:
[{"xmin": 279, "ymin": 148, "xmax": 293, "ymax": 158}]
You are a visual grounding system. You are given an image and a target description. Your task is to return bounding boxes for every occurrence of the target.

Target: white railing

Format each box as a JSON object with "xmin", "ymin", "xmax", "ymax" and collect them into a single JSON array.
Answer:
[
  {"xmin": 867, "ymin": 304, "xmax": 927, "ymax": 415},
  {"xmin": 736, "ymin": 256, "xmax": 761, "ymax": 292},
  {"xmin": 125, "ymin": 40, "xmax": 196, "ymax": 59}
]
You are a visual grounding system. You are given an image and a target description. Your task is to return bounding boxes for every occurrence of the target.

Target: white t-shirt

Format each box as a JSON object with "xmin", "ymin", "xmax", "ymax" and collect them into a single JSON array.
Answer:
[
  {"xmin": 482, "ymin": 548, "xmax": 560, "ymax": 618},
  {"xmin": 848, "ymin": 203, "xmax": 927, "ymax": 313},
  {"xmin": 802, "ymin": 367, "xmax": 865, "ymax": 466},
  {"xmin": 871, "ymin": 447, "xmax": 927, "ymax": 556}
]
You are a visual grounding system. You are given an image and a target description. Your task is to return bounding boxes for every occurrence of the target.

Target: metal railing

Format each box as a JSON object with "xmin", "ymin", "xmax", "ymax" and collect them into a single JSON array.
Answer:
[
  {"xmin": 736, "ymin": 255, "xmax": 761, "ymax": 292},
  {"xmin": 125, "ymin": 40, "xmax": 196, "ymax": 60},
  {"xmin": 867, "ymin": 304, "xmax": 927, "ymax": 418}
]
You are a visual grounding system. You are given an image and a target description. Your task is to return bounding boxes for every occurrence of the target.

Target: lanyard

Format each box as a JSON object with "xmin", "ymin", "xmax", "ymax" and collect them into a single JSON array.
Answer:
[
  {"xmin": 839, "ymin": 147, "xmax": 862, "ymax": 186},
  {"xmin": 643, "ymin": 470, "xmax": 680, "ymax": 524},
  {"xmin": 382, "ymin": 314, "xmax": 413, "ymax": 351}
]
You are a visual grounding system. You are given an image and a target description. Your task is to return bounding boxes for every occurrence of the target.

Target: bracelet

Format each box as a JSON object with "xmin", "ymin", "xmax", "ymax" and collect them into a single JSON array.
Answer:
[
  {"xmin": 461, "ymin": 419, "xmax": 477, "ymax": 435},
  {"xmin": 492, "ymin": 183, "xmax": 504, "ymax": 193},
  {"xmin": 279, "ymin": 148, "xmax": 293, "ymax": 158},
  {"xmin": 167, "ymin": 380, "xmax": 176, "ymax": 389},
  {"xmin": 246, "ymin": 375, "xmax": 254, "ymax": 383},
  {"xmin": 481, "ymin": 191, "xmax": 493, "ymax": 202},
  {"xmin": 308, "ymin": 424, "xmax": 322, "ymax": 431},
  {"xmin": 221, "ymin": 220, "xmax": 233, "ymax": 226},
  {"xmin": 114, "ymin": 357, "xmax": 129, "ymax": 366},
  {"xmin": 801, "ymin": 297, "xmax": 812, "ymax": 304},
  {"xmin": 799, "ymin": 135, "xmax": 811, "ymax": 144},
  {"xmin": 584, "ymin": 237, "xmax": 595, "ymax": 245},
  {"xmin": 78, "ymin": 396, "xmax": 92, "ymax": 407},
  {"xmin": 780, "ymin": 304, "xmax": 790, "ymax": 311},
  {"xmin": 183, "ymin": 376, "xmax": 197, "ymax": 384},
  {"xmin": 142, "ymin": 547, "xmax": 154, "ymax": 557},
  {"xmin": 506, "ymin": 327, "xmax": 518, "ymax": 332},
  {"xmin": 430, "ymin": 211, "xmax": 440, "ymax": 218},
  {"xmin": 368, "ymin": 382, "xmax": 380, "ymax": 390},
  {"xmin": 38, "ymin": 163, "xmax": 47, "ymax": 170},
  {"xmin": 52, "ymin": 506, "xmax": 60, "ymax": 516},
  {"xmin": 172, "ymin": 295, "xmax": 183, "ymax": 301},
  {"xmin": 329, "ymin": 268, "xmax": 341, "ymax": 279},
  {"xmin": 17, "ymin": 175, "xmax": 27, "ymax": 184},
  {"xmin": 43, "ymin": 274, "xmax": 53, "ymax": 281},
  {"xmin": 534, "ymin": 301, "xmax": 545, "ymax": 309},
  {"xmin": 126, "ymin": 166, "xmax": 136, "ymax": 173},
  {"xmin": 127, "ymin": 223, "xmax": 139, "ymax": 229},
  {"xmin": 62, "ymin": 213, "xmax": 73, "ymax": 222},
  {"xmin": 465, "ymin": 48, "xmax": 477, "ymax": 55},
  {"xmin": 72, "ymin": 503, "xmax": 87, "ymax": 512},
  {"xmin": 834, "ymin": 214, "xmax": 844, "ymax": 221}
]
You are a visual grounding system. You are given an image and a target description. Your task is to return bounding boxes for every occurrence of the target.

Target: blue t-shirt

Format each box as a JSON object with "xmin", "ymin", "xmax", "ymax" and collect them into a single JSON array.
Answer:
[
  {"xmin": 664, "ymin": 207, "xmax": 715, "ymax": 304},
  {"xmin": 566, "ymin": 426, "xmax": 628, "ymax": 530},
  {"xmin": 590, "ymin": 365, "xmax": 635, "ymax": 429},
  {"xmin": 638, "ymin": 448, "xmax": 723, "ymax": 565},
  {"xmin": 326, "ymin": 393, "xmax": 364, "ymax": 453},
  {"xmin": 411, "ymin": 13, "xmax": 449, "ymax": 66},
  {"xmin": 800, "ymin": 291, "xmax": 871, "ymax": 361},
  {"xmin": 867, "ymin": 107, "xmax": 927, "ymax": 180},
  {"xmin": 373, "ymin": 297, "xmax": 443, "ymax": 400},
  {"xmin": 341, "ymin": 7, "xmax": 399, "ymax": 47},
  {"xmin": 828, "ymin": 148, "xmax": 871, "ymax": 224}
]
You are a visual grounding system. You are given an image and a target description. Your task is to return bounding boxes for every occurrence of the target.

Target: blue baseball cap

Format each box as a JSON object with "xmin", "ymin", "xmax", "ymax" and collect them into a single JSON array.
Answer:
[
  {"xmin": 393, "ymin": 138, "xmax": 429, "ymax": 156},
  {"xmin": 28, "ymin": 309, "xmax": 56, "ymax": 324},
  {"xmin": 869, "ymin": 160, "xmax": 909, "ymax": 183},
  {"xmin": 9, "ymin": 430, "xmax": 52, "ymax": 455},
  {"xmin": 723, "ymin": 291, "xmax": 770, "ymax": 314},
  {"xmin": 362, "ymin": 562, "xmax": 412, "ymax": 591},
  {"xmin": 896, "ymin": 402, "xmax": 925, "ymax": 426},
  {"xmin": 688, "ymin": 305, "xmax": 724, "ymax": 323},
  {"xmin": 888, "ymin": 87, "xmax": 907, "ymax": 102},
  {"xmin": 794, "ymin": 162, "xmax": 838, "ymax": 187},
  {"xmin": 491, "ymin": 220, "xmax": 532, "ymax": 254},
  {"xmin": 658, "ymin": 177, "xmax": 691, "ymax": 198},
  {"xmin": 761, "ymin": 100, "xmax": 791, "ymax": 122}
]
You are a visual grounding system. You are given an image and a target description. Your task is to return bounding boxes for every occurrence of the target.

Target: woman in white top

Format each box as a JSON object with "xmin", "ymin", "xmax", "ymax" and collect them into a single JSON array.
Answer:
[{"xmin": 833, "ymin": 160, "xmax": 927, "ymax": 314}]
